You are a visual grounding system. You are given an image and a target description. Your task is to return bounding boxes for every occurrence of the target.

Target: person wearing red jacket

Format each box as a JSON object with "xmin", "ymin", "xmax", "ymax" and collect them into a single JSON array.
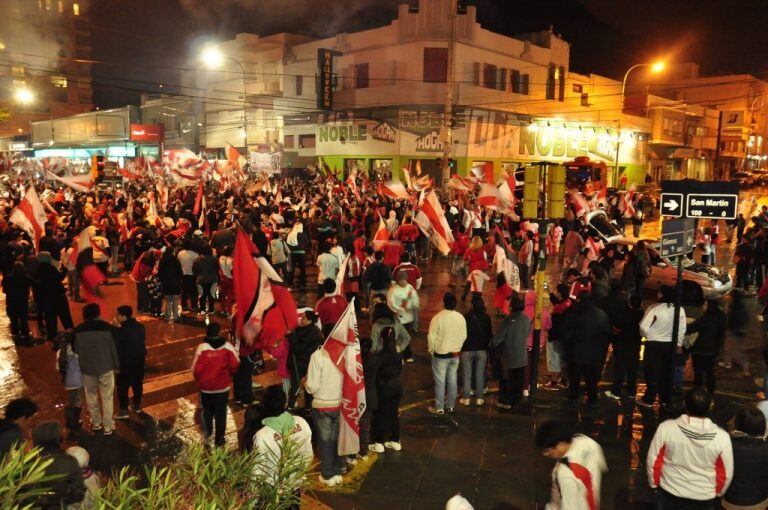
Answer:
[
  {"xmin": 395, "ymin": 216, "xmax": 420, "ymax": 259},
  {"xmin": 315, "ymin": 279, "xmax": 349, "ymax": 337},
  {"xmin": 192, "ymin": 323, "xmax": 239, "ymax": 446}
]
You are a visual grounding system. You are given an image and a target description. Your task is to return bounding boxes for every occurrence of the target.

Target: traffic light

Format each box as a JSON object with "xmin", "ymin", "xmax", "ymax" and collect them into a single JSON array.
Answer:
[
  {"xmin": 91, "ymin": 155, "xmax": 105, "ymax": 184},
  {"xmin": 546, "ymin": 165, "xmax": 566, "ymax": 219},
  {"xmin": 523, "ymin": 165, "xmax": 539, "ymax": 219}
]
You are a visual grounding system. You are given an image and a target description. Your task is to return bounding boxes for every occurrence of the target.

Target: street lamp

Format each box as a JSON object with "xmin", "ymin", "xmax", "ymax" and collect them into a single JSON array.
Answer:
[
  {"xmin": 200, "ymin": 44, "xmax": 249, "ymax": 158},
  {"xmin": 14, "ymin": 87, "xmax": 34, "ymax": 105},
  {"xmin": 614, "ymin": 60, "xmax": 666, "ymax": 185},
  {"xmin": 743, "ymin": 94, "xmax": 764, "ymax": 171}
]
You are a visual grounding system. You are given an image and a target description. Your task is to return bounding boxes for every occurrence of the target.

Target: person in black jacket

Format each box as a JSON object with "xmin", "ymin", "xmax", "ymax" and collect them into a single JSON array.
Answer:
[
  {"xmin": 0, "ymin": 398, "xmax": 38, "ymax": 459},
  {"xmin": 240, "ymin": 384, "xmax": 286, "ymax": 452},
  {"xmin": 35, "ymin": 251, "xmax": 74, "ymax": 341},
  {"xmin": 605, "ymin": 294, "xmax": 644, "ymax": 401},
  {"xmin": 722, "ymin": 407, "xmax": 768, "ymax": 509},
  {"xmin": 687, "ymin": 299, "xmax": 727, "ymax": 395},
  {"xmin": 287, "ymin": 310, "xmax": 324, "ymax": 409},
  {"xmin": 157, "ymin": 249, "xmax": 183, "ymax": 323},
  {"xmin": 359, "ymin": 337, "xmax": 380, "ymax": 455},
  {"xmin": 372, "ymin": 328, "xmax": 403, "ymax": 452},
  {"xmin": 114, "ymin": 305, "xmax": 147, "ymax": 419},
  {"xmin": 363, "ymin": 250, "xmax": 392, "ymax": 300},
  {"xmin": 2, "ymin": 261, "xmax": 31, "ymax": 341},
  {"xmin": 561, "ymin": 291, "xmax": 612, "ymax": 408},
  {"xmin": 460, "ymin": 295, "xmax": 492, "ymax": 406},
  {"xmin": 32, "ymin": 421, "xmax": 85, "ymax": 509}
]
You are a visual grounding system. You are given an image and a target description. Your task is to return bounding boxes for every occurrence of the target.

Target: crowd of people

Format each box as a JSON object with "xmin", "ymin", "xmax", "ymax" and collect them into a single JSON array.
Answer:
[{"xmin": 0, "ymin": 167, "xmax": 766, "ymax": 508}]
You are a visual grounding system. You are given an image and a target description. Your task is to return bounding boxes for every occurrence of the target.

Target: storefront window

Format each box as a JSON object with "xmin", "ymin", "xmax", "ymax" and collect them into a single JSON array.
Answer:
[
  {"xmin": 371, "ymin": 159, "xmax": 392, "ymax": 180},
  {"xmin": 344, "ymin": 159, "xmax": 366, "ymax": 179}
]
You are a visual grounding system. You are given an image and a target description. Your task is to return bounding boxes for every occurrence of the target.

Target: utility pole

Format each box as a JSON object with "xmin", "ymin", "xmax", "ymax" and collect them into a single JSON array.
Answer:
[
  {"xmin": 441, "ymin": 0, "xmax": 458, "ymax": 182},
  {"xmin": 714, "ymin": 110, "xmax": 723, "ymax": 180}
]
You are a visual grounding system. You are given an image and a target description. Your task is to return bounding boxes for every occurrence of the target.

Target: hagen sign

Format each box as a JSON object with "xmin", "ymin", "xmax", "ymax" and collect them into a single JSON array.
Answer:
[
  {"xmin": 517, "ymin": 126, "xmax": 619, "ymax": 162},
  {"xmin": 317, "ymin": 49, "xmax": 334, "ymax": 111}
]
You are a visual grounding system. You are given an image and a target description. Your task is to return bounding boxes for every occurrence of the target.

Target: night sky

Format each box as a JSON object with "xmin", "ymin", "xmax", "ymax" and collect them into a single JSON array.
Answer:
[{"xmin": 88, "ymin": 0, "xmax": 768, "ymax": 108}]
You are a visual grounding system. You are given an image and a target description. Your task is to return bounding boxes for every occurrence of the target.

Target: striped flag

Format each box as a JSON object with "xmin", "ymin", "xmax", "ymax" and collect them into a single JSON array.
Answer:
[
  {"xmin": 9, "ymin": 187, "xmax": 46, "ymax": 249},
  {"xmin": 377, "ymin": 180, "xmax": 409, "ymax": 200},
  {"xmin": 415, "ymin": 190, "xmax": 454, "ymax": 255},
  {"xmin": 322, "ymin": 299, "xmax": 365, "ymax": 456}
]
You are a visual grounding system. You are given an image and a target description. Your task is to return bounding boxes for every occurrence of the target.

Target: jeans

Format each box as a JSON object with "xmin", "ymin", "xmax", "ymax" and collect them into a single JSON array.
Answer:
[
  {"xmin": 136, "ymin": 282, "xmax": 150, "ymax": 313},
  {"xmin": 43, "ymin": 294, "xmax": 74, "ymax": 340},
  {"xmin": 289, "ymin": 252, "xmax": 306, "ymax": 287},
  {"xmin": 233, "ymin": 355, "xmax": 255, "ymax": 405},
  {"xmin": 181, "ymin": 275, "xmax": 198, "ymax": 310},
  {"xmin": 498, "ymin": 367, "xmax": 525, "ymax": 404},
  {"xmin": 117, "ymin": 363, "xmax": 144, "ymax": 411},
  {"xmin": 461, "ymin": 351, "xmax": 488, "ymax": 398},
  {"xmin": 656, "ymin": 489, "xmax": 718, "ymax": 509},
  {"xmin": 692, "ymin": 354, "xmax": 716, "ymax": 395},
  {"xmin": 431, "ymin": 356, "xmax": 460, "ymax": 410},
  {"xmin": 568, "ymin": 363, "xmax": 601, "ymax": 403},
  {"xmin": 164, "ymin": 295, "xmax": 180, "ymax": 321},
  {"xmin": 199, "ymin": 282, "xmax": 215, "ymax": 313},
  {"xmin": 200, "ymin": 391, "xmax": 229, "ymax": 446},
  {"xmin": 643, "ymin": 342, "xmax": 673, "ymax": 405},
  {"xmin": 109, "ymin": 246, "xmax": 119, "ymax": 274},
  {"xmin": 83, "ymin": 371, "xmax": 115, "ymax": 430},
  {"xmin": 311, "ymin": 409, "xmax": 343, "ymax": 479},
  {"xmin": 611, "ymin": 342, "xmax": 641, "ymax": 396}
]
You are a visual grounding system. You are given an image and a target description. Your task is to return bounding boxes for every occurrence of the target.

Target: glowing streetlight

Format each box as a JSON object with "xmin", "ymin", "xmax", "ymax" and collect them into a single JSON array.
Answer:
[
  {"xmin": 14, "ymin": 87, "xmax": 34, "ymax": 105},
  {"xmin": 200, "ymin": 45, "xmax": 226, "ymax": 69},
  {"xmin": 650, "ymin": 61, "xmax": 666, "ymax": 74}
]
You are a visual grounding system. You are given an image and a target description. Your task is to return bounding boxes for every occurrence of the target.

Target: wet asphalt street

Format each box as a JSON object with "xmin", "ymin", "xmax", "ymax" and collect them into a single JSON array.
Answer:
[{"xmin": 1, "ymin": 188, "xmax": 767, "ymax": 509}]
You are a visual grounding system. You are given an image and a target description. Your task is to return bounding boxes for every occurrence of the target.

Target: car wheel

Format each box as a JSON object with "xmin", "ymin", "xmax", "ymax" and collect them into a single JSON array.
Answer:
[{"xmin": 681, "ymin": 281, "xmax": 704, "ymax": 306}]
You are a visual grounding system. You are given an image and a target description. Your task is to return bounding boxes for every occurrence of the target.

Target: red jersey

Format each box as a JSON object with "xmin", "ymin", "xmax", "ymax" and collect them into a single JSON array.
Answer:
[
  {"xmin": 395, "ymin": 223, "xmax": 419, "ymax": 243},
  {"xmin": 382, "ymin": 241, "xmax": 404, "ymax": 268},
  {"xmin": 393, "ymin": 262, "xmax": 422, "ymax": 289},
  {"xmin": 453, "ymin": 233, "xmax": 469, "ymax": 256},
  {"xmin": 314, "ymin": 294, "xmax": 349, "ymax": 328},
  {"xmin": 464, "ymin": 248, "xmax": 489, "ymax": 272}
]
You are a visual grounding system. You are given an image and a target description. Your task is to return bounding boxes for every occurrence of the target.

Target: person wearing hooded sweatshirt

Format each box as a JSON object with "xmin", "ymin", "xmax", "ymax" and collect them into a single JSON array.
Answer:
[
  {"xmin": 286, "ymin": 221, "xmax": 310, "ymax": 289},
  {"xmin": 32, "ymin": 421, "xmax": 86, "ymax": 509},
  {"xmin": 241, "ymin": 384, "xmax": 290, "ymax": 452},
  {"xmin": 287, "ymin": 310, "xmax": 323, "ymax": 409},
  {"xmin": 647, "ymin": 388, "xmax": 733, "ymax": 509},
  {"xmin": 491, "ymin": 295, "xmax": 531, "ymax": 409},
  {"xmin": 722, "ymin": 407, "xmax": 768, "ymax": 510},
  {"xmin": 35, "ymin": 250, "xmax": 74, "ymax": 341},
  {"xmin": 192, "ymin": 322, "xmax": 239, "ymax": 447},
  {"xmin": 535, "ymin": 419, "xmax": 607, "ymax": 510}
]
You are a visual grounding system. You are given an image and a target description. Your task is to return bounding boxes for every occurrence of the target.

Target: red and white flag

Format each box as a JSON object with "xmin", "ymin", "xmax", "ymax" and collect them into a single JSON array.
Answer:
[
  {"xmin": 377, "ymin": 180, "xmax": 409, "ymax": 200},
  {"xmin": 9, "ymin": 187, "xmax": 46, "ymax": 249},
  {"xmin": 233, "ymin": 229, "xmax": 298, "ymax": 347},
  {"xmin": 446, "ymin": 174, "xmax": 476, "ymax": 192},
  {"xmin": 569, "ymin": 190, "xmax": 591, "ymax": 218},
  {"xmin": 335, "ymin": 254, "xmax": 350, "ymax": 296},
  {"xmin": 226, "ymin": 142, "xmax": 247, "ymax": 171},
  {"xmin": 146, "ymin": 193, "xmax": 161, "ymax": 227},
  {"xmin": 619, "ymin": 187, "xmax": 636, "ymax": 218},
  {"xmin": 72, "ymin": 225, "xmax": 107, "ymax": 304},
  {"xmin": 192, "ymin": 182, "xmax": 204, "ymax": 216},
  {"xmin": 415, "ymin": 190, "xmax": 454, "ymax": 255},
  {"xmin": 322, "ymin": 299, "xmax": 366, "ymax": 456},
  {"xmin": 498, "ymin": 176, "xmax": 517, "ymax": 206},
  {"xmin": 477, "ymin": 183, "xmax": 519, "ymax": 221},
  {"xmin": 372, "ymin": 216, "xmax": 389, "ymax": 247},
  {"xmin": 45, "ymin": 171, "xmax": 91, "ymax": 192}
]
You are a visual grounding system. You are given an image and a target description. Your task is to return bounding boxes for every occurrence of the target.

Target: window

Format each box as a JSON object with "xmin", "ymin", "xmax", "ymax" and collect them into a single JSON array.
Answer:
[
  {"xmin": 423, "ymin": 48, "xmax": 448, "ymax": 83},
  {"xmin": 546, "ymin": 64, "xmax": 556, "ymax": 100},
  {"xmin": 580, "ymin": 93, "xmax": 589, "ymax": 107},
  {"xmin": 695, "ymin": 126, "xmax": 708, "ymax": 137},
  {"xmin": 483, "ymin": 64, "xmax": 497, "ymax": 89},
  {"xmin": 520, "ymin": 74, "xmax": 530, "ymax": 95},
  {"xmin": 558, "ymin": 66, "xmax": 565, "ymax": 102},
  {"xmin": 73, "ymin": 2, "xmax": 80, "ymax": 15},
  {"xmin": 295, "ymin": 75, "xmax": 303, "ymax": 96},
  {"xmin": 474, "ymin": 117, "xmax": 485, "ymax": 144},
  {"xmin": 52, "ymin": 88, "xmax": 67, "ymax": 102},
  {"xmin": 497, "ymin": 68, "xmax": 507, "ymax": 91},
  {"xmin": 51, "ymin": 75, "xmax": 67, "ymax": 88},
  {"xmin": 355, "ymin": 63, "xmax": 369, "ymax": 89},
  {"xmin": 511, "ymin": 70, "xmax": 520, "ymax": 93},
  {"xmin": 298, "ymin": 134, "xmax": 315, "ymax": 149},
  {"xmin": 573, "ymin": 83, "xmax": 583, "ymax": 93},
  {"xmin": 284, "ymin": 135, "xmax": 295, "ymax": 149}
]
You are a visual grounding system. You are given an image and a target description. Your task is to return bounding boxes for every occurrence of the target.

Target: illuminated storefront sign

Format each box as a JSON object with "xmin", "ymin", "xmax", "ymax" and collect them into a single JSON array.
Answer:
[
  {"xmin": 517, "ymin": 125, "xmax": 624, "ymax": 161},
  {"xmin": 317, "ymin": 49, "xmax": 334, "ymax": 111}
]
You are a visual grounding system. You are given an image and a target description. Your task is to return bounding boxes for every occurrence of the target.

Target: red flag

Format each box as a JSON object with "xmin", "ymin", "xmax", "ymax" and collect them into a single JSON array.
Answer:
[
  {"xmin": 483, "ymin": 161, "xmax": 495, "ymax": 183},
  {"xmin": 477, "ymin": 183, "xmax": 519, "ymax": 220},
  {"xmin": 233, "ymin": 230, "xmax": 297, "ymax": 347},
  {"xmin": 9, "ymin": 187, "xmax": 46, "ymax": 249},
  {"xmin": 414, "ymin": 190, "xmax": 455, "ymax": 255},
  {"xmin": 377, "ymin": 180, "xmax": 409, "ymax": 200},
  {"xmin": 322, "ymin": 299, "xmax": 366, "ymax": 456},
  {"xmin": 193, "ymin": 181, "xmax": 204, "ymax": 216}
]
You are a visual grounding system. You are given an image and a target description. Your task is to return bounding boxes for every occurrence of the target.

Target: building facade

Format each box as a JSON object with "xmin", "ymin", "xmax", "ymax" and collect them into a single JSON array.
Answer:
[{"xmin": 0, "ymin": 0, "xmax": 93, "ymax": 149}]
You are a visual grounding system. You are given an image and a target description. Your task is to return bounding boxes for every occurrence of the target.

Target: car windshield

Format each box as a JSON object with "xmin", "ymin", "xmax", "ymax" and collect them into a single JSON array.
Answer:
[{"xmin": 587, "ymin": 211, "xmax": 622, "ymax": 242}]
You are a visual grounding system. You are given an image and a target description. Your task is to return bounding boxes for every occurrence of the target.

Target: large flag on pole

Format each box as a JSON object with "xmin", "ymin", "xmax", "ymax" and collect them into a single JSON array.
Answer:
[
  {"xmin": 192, "ymin": 181, "xmax": 204, "ymax": 216},
  {"xmin": 377, "ymin": 180, "xmax": 409, "ymax": 200},
  {"xmin": 478, "ymin": 183, "xmax": 519, "ymax": 221},
  {"xmin": 45, "ymin": 171, "xmax": 91, "ymax": 192},
  {"xmin": 322, "ymin": 299, "xmax": 365, "ymax": 456},
  {"xmin": 372, "ymin": 215, "xmax": 389, "ymax": 248},
  {"xmin": 414, "ymin": 190, "xmax": 454, "ymax": 255},
  {"xmin": 9, "ymin": 187, "xmax": 46, "ymax": 249},
  {"xmin": 233, "ymin": 229, "xmax": 297, "ymax": 347}
]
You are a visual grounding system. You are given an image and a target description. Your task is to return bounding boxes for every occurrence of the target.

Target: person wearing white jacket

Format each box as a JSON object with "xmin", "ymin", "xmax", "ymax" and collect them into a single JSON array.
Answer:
[
  {"xmin": 535, "ymin": 420, "xmax": 607, "ymax": 510},
  {"xmin": 387, "ymin": 275, "xmax": 420, "ymax": 328},
  {"xmin": 647, "ymin": 388, "xmax": 733, "ymax": 509},
  {"xmin": 305, "ymin": 347, "xmax": 344, "ymax": 487},
  {"xmin": 638, "ymin": 287, "xmax": 686, "ymax": 408}
]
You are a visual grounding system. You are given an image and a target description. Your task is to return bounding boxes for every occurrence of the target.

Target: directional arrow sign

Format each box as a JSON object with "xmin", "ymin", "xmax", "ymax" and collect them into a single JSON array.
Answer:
[
  {"xmin": 660, "ymin": 192, "xmax": 684, "ymax": 217},
  {"xmin": 661, "ymin": 218, "xmax": 695, "ymax": 257}
]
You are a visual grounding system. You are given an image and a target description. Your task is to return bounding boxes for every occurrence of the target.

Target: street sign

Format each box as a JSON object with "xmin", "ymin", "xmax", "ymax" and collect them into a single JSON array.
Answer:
[
  {"xmin": 660, "ymin": 193, "xmax": 683, "ymax": 217},
  {"xmin": 661, "ymin": 218, "xmax": 695, "ymax": 258},
  {"xmin": 661, "ymin": 180, "xmax": 739, "ymax": 220},
  {"xmin": 686, "ymin": 193, "xmax": 738, "ymax": 219}
]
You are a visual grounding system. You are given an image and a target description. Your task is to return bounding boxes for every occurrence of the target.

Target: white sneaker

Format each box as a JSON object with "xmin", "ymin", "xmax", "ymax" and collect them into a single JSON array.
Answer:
[
  {"xmin": 604, "ymin": 391, "xmax": 621, "ymax": 401},
  {"xmin": 347, "ymin": 457, "xmax": 358, "ymax": 465},
  {"xmin": 332, "ymin": 475, "xmax": 343, "ymax": 485},
  {"xmin": 368, "ymin": 443, "xmax": 385, "ymax": 453},
  {"xmin": 384, "ymin": 441, "xmax": 402, "ymax": 451},
  {"xmin": 318, "ymin": 475, "xmax": 337, "ymax": 487},
  {"xmin": 459, "ymin": 398, "xmax": 472, "ymax": 406},
  {"xmin": 523, "ymin": 389, "xmax": 529, "ymax": 397},
  {"xmin": 475, "ymin": 398, "xmax": 485, "ymax": 406}
]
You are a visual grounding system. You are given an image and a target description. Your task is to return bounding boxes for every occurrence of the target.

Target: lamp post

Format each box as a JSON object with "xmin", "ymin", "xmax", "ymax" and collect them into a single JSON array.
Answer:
[
  {"xmin": 614, "ymin": 61, "xmax": 665, "ymax": 185},
  {"xmin": 743, "ymin": 94, "xmax": 763, "ymax": 171},
  {"xmin": 201, "ymin": 45, "xmax": 249, "ymax": 158},
  {"xmin": 13, "ymin": 87, "xmax": 34, "ymax": 105}
]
